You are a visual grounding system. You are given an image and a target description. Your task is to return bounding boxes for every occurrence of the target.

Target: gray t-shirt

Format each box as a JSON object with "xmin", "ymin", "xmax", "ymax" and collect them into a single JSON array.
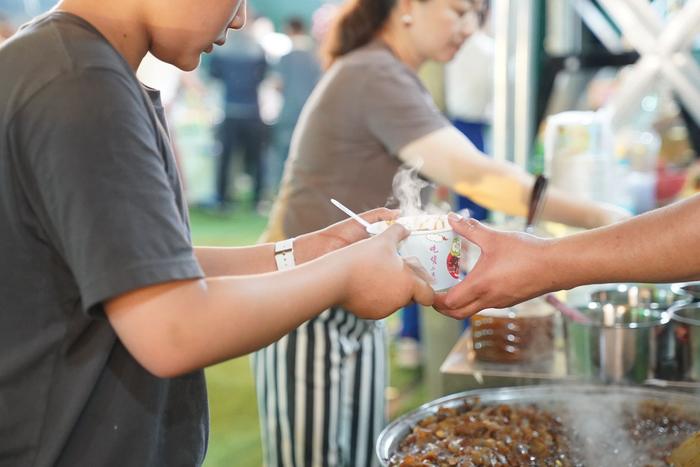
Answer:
[
  {"xmin": 264, "ymin": 40, "xmax": 449, "ymax": 241},
  {"xmin": 0, "ymin": 12, "xmax": 206, "ymax": 467}
]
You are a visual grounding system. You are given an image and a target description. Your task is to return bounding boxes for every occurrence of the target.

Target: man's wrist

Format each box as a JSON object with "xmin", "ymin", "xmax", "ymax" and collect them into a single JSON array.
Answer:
[{"xmin": 545, "ymin": 237, "xmax": 576, "ymax": 291}]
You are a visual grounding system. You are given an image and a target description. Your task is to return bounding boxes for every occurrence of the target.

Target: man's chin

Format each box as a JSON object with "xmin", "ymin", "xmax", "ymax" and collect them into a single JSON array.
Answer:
[
  {"xmin": 436, "ymin": 52, "xmax": 457, "ymax": 64},
  {"xmin": 178, "ymin": 56, "xmax": 200, "ymax": 72}
]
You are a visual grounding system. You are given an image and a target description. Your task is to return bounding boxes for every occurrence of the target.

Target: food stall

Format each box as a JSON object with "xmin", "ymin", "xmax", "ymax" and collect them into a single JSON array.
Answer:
[
  {"xmin": 418, "ymin": 0, "xmax": 700, "ymax": 398},
  {"xmin": 385, "ymin": 1, "xmax": 700, "ymax": 464}
]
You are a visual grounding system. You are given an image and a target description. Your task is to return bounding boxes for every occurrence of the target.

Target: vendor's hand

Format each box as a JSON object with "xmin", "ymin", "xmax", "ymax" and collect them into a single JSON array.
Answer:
[
  {"xmin": 293, "ymin": 208, "xmax": 399, "ymax": 264},
  {"xmin": 337, "ymin": 223, "xmax": 434, "ymax": 319},
  {"xmin": 433, "ymin": 214, "xmax": 556, "ymax": 319}
]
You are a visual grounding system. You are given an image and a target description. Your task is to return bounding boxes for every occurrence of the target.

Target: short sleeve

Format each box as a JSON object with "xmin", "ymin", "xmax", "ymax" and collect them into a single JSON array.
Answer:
[
  {"xmin": 363, "ymin": 66, "xmax": 450, "ymax": 156},
  {"xmin": 12, "ymin": 68, "xmax": 203, "ymax": 312}
]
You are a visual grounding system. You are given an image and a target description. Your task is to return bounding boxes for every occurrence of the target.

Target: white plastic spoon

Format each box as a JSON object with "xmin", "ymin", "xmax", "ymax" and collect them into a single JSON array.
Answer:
[{"xmin": 330, "ymin": 198, "xmax": 371, "ymax": 229}]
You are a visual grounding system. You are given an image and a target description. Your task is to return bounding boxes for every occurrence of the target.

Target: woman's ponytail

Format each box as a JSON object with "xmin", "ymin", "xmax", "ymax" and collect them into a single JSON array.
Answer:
[{"xmin": 321, "ymin": 0, "xmax": 396, "ymax": 69}]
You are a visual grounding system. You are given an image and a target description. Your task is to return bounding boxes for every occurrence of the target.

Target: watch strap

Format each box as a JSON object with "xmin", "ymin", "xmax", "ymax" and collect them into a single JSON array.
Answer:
[{"xmin": 274, "ymin": 238, "xmax": 296, "ymax": 271}]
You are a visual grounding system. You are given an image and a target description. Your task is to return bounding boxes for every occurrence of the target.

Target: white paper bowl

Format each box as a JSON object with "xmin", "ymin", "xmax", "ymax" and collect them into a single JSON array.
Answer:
[{"xmin": 367, "ymin": 215, "xmax": 461, "ymax": 291}]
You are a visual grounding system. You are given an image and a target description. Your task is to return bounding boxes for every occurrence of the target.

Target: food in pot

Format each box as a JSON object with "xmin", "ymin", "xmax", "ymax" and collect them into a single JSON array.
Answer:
[{"xmin": 389, "ymin": 396, "xmax": 700, "ymax": 466}]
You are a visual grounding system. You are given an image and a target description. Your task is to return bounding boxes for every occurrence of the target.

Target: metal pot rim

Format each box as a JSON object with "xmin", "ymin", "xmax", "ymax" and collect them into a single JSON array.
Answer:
[
  {"xmin": 669, "ymin": 302, "xmax": 700, "ymax": 326},
  {"xmin": 564, "ymin": 306, "xmax": 670, "ymax": 329},
  {"xmin": 671, "ymin": 281, "xmax": 700, "ymax": 299}
]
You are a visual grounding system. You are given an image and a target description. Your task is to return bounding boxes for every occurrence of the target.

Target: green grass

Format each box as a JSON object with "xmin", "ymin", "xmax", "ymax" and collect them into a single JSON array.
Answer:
[
  {"xmin": 189, "ymin": 207, "xmax": 269, "ymax": 247},
  {"xmin": 190, "ymin": 206, "xmax": 425, "ymax": 467},
  {"xmin": 204, "ymin": 359, "xmax": 262, "ymax": 467}
]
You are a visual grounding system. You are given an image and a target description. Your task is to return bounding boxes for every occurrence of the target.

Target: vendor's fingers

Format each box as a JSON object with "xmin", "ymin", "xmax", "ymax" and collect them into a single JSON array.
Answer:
[
  {"xmin": 439, "ymin": 278, "xmax": 477, "ymax": 309},
  {"xmin": 431, "ymin": 292, "xmax": 454, "ymax": 311},
  {"xmin": 433, "ymin": 298, "xmax": 483, "ymax": 320},
  {"xmin": 404, "ymin": 256, "xmax": 434, "ymax": 285},
  {"xmin": 361, "ymin": 207, "xmax": 401, "ymax": 224},
  {"xmin": 432, "ymin": 280, "xmax": 485, "ymax": 315},
  {"xmin": 411, "ymin": 272, "xmax": 434, "ymax": 306},
  {"xmin": 447, "ymin": 213, "xmax": 491, "ymax": 249}
]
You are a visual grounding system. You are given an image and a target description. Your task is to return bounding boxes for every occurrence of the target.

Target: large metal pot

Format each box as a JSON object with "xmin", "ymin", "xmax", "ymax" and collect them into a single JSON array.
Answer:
[
  {"xmin": 563, "ymin": 303, "xmax": 669, "ymax": 383},
  {"xmin": 376, "ymin": 384, "xmax": 700, "ymax": 466},
  {"xmin": 584, "ymin": 283, "xmax": 693, "ymax": 382}
]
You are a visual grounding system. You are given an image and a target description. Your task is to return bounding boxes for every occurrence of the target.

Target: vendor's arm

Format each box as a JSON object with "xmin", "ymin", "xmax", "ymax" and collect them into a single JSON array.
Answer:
[
  {"xmin": 195, "ymin": 208, "xmax": 398, "ymax": 276},
  {"xmin": 106, "ymin": 225, "xmax": 433, "ymax": 378},
  {"xmin": 398, "ymin": 126, "xmax": 629, "ymax": 228},
  {"xmin": 434, "ymin": 194, "xmax": 700, "ymax": 318}
]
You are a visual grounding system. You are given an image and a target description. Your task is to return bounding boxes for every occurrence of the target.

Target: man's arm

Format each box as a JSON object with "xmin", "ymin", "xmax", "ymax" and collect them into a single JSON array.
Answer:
[
  {"xmin": 434, "ymin": 194, "xmax": 700, "ymax": 318},
  {"xmin": 194, "ymin": 208, "xmax": 397, "ymax": 276},
  {"xmin": 106, "ymin": 225, "xmax": 434, "ymax": 378}
]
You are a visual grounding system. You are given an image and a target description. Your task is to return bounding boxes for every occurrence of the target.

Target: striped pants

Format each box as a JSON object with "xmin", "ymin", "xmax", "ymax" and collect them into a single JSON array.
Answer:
[{"xmin": 253, "ymin": 308, "xmax": 387, "ymax": 467}]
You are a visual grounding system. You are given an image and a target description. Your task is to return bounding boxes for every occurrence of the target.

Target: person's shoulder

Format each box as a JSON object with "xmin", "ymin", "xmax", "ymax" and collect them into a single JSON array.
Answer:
[
  {"xmin": 337, "ymin": 41, "xmax": 400, "ymax": 71},
  {"xmin": 0, "ymin": 12, "xmax": 138, "ymax": 119},
  {"xmin": 338, "ymin": 41, "xmax": 416, "ymax": 86},
  {"xmin": 7, "ymin": 12, "xmax": 131, "ymax": 72}
]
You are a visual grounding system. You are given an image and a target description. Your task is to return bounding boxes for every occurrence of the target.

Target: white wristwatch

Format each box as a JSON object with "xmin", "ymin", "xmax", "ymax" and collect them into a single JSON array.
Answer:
[{"xmin": 274, "ymin": 238, "xmax": 296, "ymax": 271}]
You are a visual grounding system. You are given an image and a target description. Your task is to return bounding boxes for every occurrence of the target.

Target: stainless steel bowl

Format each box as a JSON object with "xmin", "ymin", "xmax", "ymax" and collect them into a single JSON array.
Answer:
[
  {"xmin": 564, "ymin": 303, "xmax": 669, "ymax": 383},
  {"xmin": 376, "ymin": 384, "xmax": 700, "ymax": 466},
  {"xmin": 585, "ymin": 284, "xmax": 691, "ymax": 381}
]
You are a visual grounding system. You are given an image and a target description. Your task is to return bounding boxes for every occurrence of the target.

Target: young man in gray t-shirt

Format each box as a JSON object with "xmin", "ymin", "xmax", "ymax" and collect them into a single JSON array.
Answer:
[{"xmin": 0, "ymin": 1, "xmax": 435, "ymax": 466}]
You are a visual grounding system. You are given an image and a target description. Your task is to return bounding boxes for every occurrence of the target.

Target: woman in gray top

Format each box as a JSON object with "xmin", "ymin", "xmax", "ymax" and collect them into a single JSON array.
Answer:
[{"xmin": 256, "ymin": 0, "xmax": 629, "ymax": 466}]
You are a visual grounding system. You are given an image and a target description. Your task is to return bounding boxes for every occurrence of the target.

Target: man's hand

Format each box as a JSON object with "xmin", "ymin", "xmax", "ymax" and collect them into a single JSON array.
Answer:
[
  {"xmin": 433, "ymin": 214, "xmax": 557, "ymax": 319},
  {"xmin": 293, "ymin": 207, "xmax": 399, "ymax": 264},
  {"xmin": 336, "ymin": 224, "xmax": 434, "ymax": 318}
]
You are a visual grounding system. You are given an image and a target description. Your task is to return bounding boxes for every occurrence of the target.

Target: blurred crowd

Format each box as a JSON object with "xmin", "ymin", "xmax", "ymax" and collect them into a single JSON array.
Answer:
[
  {"xmin": 135, "ymin": 7, "xmax": 339, "ymax": 215},
  {"xmin": 129, "ymin": 12, "xmax": 319, "ymax": 215}
]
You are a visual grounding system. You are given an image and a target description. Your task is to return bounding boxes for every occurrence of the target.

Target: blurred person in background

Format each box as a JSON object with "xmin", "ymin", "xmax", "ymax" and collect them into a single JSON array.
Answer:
[
  {"xmin": 207, "ymin": 22, "xmax": 268, "ymax": 211},
  {"xmin": 267, "ymin": 17, "xmax": 321, "ymax": 194},
  {"xmin": 310, "ymin": 2, "xmax": 340, "ymax": 45},
  {"xmin": 0, "ymin": 0, "xmax": 435, "ymax": 465},
  {"xmin": 434, "ymin": 194, "xmax": 700, "ymax": 317},
  {"xmin": 255, "ymin": 0, "xmax": 630, "ymax": 466}
]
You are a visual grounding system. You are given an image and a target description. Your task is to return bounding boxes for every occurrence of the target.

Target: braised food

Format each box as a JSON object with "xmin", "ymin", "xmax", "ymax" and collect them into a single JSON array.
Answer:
[{"xmin": 389, "ymin": 397, "xmax": 700, "ymax": 467}]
